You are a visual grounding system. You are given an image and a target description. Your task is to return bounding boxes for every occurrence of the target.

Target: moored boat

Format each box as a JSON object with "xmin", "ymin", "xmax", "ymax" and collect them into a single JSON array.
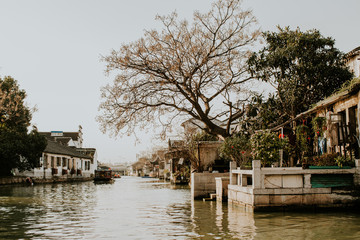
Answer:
[{"xmin": 94, "ymin": 168, "xmax": 114, "ymax": 182}]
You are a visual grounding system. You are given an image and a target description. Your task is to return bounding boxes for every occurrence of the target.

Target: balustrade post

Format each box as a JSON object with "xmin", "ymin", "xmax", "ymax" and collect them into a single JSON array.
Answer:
[
  {"xmin": 252, "ymin": 160, "xmax": 261, "ymax": 189},
  {"xmin": 304, "ymin": 174, "xmax": 311, "ymax": 188},
  {"xmin": 229, "ymin": 161, "xmax": 237, "ymax": 185}
]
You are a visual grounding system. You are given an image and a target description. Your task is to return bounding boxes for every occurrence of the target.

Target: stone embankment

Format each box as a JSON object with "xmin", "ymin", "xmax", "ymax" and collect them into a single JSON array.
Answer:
[
  {"xmin": 0, "ymin": 176, "xmax": 93, "ymax": 185},
  {"xmin": 226, "ymin": 160, "xmax": 360, "ymax": 211}
]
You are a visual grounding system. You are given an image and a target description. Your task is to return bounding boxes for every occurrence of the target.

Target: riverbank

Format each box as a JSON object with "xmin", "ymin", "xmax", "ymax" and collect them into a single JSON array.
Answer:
[
  {"xmin": 1, "ymin": 176, "xmax": 360, "ymax": 239},
  {"xmin": 0, "ymin": 176, "xmax": 94, "ymax": 185},
  {"xmin": 225, "ymin": 160, "xmax": 360, "ymax": 211}
]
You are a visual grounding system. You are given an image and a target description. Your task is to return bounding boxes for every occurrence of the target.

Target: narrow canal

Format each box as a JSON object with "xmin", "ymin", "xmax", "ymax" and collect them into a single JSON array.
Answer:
[{"xmin": 1, "ymin": 176, "xmax": 360, "ymax": 239}]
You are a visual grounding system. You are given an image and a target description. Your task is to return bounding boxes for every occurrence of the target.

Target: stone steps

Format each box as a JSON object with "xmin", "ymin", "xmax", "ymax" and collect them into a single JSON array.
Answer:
[{"xmin": 203, "ymin": 193, "xmax": 217, "ymax": 201}]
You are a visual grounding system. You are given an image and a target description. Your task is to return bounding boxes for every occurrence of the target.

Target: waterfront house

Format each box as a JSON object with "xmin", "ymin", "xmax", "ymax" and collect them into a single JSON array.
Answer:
[
  {"xmin": 109, "ymin": 163, "xmax": 129, "ymax": 176},
  {"xmin": 149, "ymin": 149, "xmax": 167, "ymax": 179},
  {"xmin": 225, "ymin": 46, "xmax": 360, "ymax": 210},
  {"xmin": 269, "ymin": 46, "xmax": 360, "ymax": 162},
  {"xmin": 346, "ymin": 46, "xmax": 360, "ymax": 78},
  {"xmin": 39, "ymin": 125, "xmax": 97, "ymax": 176},
  {"xmin": 131, "ymin": 160, "xmax": 144, "ymax": 177},
  {"xmin": 226, "ymin": 96, "xmax": 360, "ymax": 209},
  {"xmin": 165, "ymin": 139, "xmax": 191, "ymax": 184},
  {"xmin": 132, "ymin": 156, "xmax": 152, "ymax": 177},
  {"xmin": 180, "ymin": 118, "xmax": 230, "ymax": 198},
  {"xmin": 42, "ymin": 140, "xmax": 93, "ymax": 178},
  {"xmin": 15, "ymin": 126, "xmax": 97, "ymax": 181}
]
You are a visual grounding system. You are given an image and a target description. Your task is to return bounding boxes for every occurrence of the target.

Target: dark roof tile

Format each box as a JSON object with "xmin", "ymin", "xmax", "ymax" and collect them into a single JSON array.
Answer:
[{"xmin": 44, "ymin": 140, "xmax": 91, "ymax": 159}]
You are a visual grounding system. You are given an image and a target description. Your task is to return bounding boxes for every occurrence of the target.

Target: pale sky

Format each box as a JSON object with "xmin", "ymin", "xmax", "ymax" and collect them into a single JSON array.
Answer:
[{"xmin": 0, "ymin": 0, "xmax": 359, "ymax": 164}]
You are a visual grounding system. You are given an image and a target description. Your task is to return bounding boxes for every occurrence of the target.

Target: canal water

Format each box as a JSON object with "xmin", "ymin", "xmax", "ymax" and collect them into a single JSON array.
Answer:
[{"xmin": 0, "ymin": 176, "xmax": 360, "ymax": 239}]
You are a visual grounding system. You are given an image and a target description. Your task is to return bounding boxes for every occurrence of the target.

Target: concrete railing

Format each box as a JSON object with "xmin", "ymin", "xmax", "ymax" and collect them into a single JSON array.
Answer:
[
  {"xmin": 215, "ymin": 177, "xmax": 229, "ymax": 201},
  {"xmin": 230, "ymin": 160, "xmax": 359, "ymax": 190},
  {"xmin": 228, "ymin": 160, "xmax": 360, "ymax": 209},
  {"xmin": 191, "ymin": 172, "xmax": 229, "ymax": 199}
]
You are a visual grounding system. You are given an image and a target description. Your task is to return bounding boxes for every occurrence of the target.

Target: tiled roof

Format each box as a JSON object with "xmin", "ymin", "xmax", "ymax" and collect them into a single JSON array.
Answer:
[
  {"xmin": 53, "ymin": 137, "xmax": 72, "ymax": 145},
  {"xmin": 76, "ymin": 148, "xmax": 96, "ymax": 158},
  {"xmin": 44, "ymin": 140, "xmax": 91, "ymax": 159},
  {"xmin": 346, "ymin": 46, "xmax": 360, "ymax": 58},
  {"xmin": 39, "ymin": 132, "xmax": 80, "ymax": 141}
]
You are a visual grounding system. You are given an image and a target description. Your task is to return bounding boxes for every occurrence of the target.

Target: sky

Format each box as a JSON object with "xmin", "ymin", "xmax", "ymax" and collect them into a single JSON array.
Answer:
[{"xmin": 0, "ymin": 0, "xmax": 359, "ymax": 164}]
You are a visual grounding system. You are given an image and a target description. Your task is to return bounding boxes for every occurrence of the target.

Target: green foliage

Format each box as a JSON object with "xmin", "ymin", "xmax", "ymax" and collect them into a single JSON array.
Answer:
[
  {"xmin": 296, "ymin": 124, "xmax": 311, "ymax": 160},
  {"xmin": 311, "ymin": 116, "xmax": 327, "ymax": 137},
  {"xmin": 0, "ymin": 76, "xmax": 47, "ymax": 176},
  {"xmin": 237, "ymin": 93, "xmax": 289, "ymax": 133},
  {"xmin": 248, "ymin": 26, "xmax": 353, "ymax": 119},
  {"xmin": 334, "ymin": 156, "xmax": 354, "ymax": 168},
  {"xmin": 220, "ymin": 133, "xmax": 251, "ymax": 167},
  {"xmin": 250, "ymin": 130, "xmax": 290, "ymax": 167},
  {"xmin": 332, "ymin": 77, "xmax": 360, "ymax": 96},
  {"xmin": 0, "ymin": 127, "xmax": 47, "ymax": 175},
  {"xmin": 307, "ymin": 153, "xmax": 354, "ymax": 167},
  {"xmin": 22, "ymin": 129, "xmax": 47, "ymax": 170}
]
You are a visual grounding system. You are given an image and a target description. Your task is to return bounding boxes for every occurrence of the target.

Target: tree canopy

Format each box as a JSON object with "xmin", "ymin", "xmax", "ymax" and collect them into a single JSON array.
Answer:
[
  {"xmin": 0, "ymin": 76, "xmax": 31, "ymax": 131},
  {"xmin": 248, "ymin": 27, "xmax": 353, "ymax": 120},
  {"xmin": 98, "ymin": 0, "xmax": 260, "ymax": 139},
  {"xmin": 0, "ymin": 76, "xmax": 46, "ymax": 176}
]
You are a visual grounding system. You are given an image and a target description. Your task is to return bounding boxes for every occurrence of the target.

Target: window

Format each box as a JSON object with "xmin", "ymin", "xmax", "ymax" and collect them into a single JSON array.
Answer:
[
  {"xmin": 57, "ymin": 157, "xmax": 61, "ymax": 167},
  {"xmin": 84, "ymin": 161, "xmax": 91, "ymax": 171},
  {"xmin": 62, "ymin": 157, "xmax": 67, "ymax": 167}
]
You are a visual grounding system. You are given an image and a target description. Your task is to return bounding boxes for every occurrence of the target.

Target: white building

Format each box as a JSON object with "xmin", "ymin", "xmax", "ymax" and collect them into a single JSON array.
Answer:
[
  {"xmin": 346, "ymin": 46, "xmax": 360, "ymax": 78},
  {"xmin": 16, "ymin": 126, "xmax": 97, "ymax": 180}
]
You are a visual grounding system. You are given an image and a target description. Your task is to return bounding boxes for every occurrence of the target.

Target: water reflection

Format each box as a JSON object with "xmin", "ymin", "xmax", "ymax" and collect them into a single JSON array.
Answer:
[{"xmin": 0, "ymin": 177, "xmax": 359, "ymax": 239}]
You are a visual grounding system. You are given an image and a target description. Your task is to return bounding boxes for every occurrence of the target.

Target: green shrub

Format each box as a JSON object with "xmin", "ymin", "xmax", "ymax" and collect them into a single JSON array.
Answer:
[
  {"xmin": 334, "ymin": 156, "xmax": 354, "ymax": 168},
  {"xmin": 296, "ymin": 125, "xmax": 311, "ymax": 161},
  {"xmin": 220, "ymin": 134, "xmax": 251, "ymax": 167},
  {"xmin": 311, "ymin": 116, "xmax": 327, "ymax": 137},
  {"xmin": 250, "ymin": 130, "xmax": 290, "ymax": 167}
]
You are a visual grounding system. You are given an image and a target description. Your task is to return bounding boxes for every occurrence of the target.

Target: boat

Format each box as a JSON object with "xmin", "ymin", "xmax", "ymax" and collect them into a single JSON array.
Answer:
[
  {"xmin": 113, "ymin": 173, "xmax": 121, "ymax": 178},
  {"xmin": 94, "ymin": 169, "xmax": 114, "ymax": 183},
  {"xmin": 141, "ymin": 175, "xmax": 153, "ymax": 178}
]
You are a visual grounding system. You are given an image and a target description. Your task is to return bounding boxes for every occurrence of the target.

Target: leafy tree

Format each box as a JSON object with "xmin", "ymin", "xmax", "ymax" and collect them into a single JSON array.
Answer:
[
  {"xmin": 235, "ymin": 93, "xmax": 287, "ymax": 134},
  {"xmin": 98, "ymin": 0, "xmax": 260, "ymax": 139},
  {"xmin": 0, "ymin": 76, "xmax": 31, "ymax": 130},
  {"xmin": 0, "ymin": 76, "xmax": 46, "ymax": 176},
  {"xmin": 248, "ymin": 27, "xmax": 353, "ymax": 120}
]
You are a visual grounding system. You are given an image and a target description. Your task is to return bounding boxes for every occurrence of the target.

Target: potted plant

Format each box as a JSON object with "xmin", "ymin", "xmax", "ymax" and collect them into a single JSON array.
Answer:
[{"xmin": 309, "ymin": 153, "xmax": 353, "ymax": 169}]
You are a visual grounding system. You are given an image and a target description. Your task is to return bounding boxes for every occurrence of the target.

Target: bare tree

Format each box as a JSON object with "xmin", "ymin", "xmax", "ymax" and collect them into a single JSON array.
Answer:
[{"xmin": 98, "ymin": 0, "xmax": 260, "ymax": 139}]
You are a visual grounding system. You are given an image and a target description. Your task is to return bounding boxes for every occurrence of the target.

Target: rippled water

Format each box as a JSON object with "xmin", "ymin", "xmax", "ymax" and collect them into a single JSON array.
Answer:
[{"xmin": 0, "ymin": 176, "xmax": 360, "ymax": 239}]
